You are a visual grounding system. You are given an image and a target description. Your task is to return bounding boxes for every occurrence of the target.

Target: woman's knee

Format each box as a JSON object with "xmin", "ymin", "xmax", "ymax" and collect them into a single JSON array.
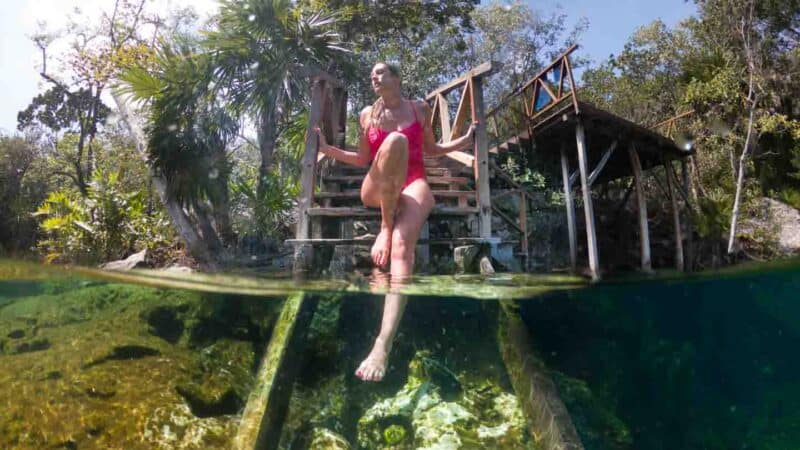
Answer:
[{"xmin": 380, "ymin": 132, "xmax": 409, "ymax": 159}]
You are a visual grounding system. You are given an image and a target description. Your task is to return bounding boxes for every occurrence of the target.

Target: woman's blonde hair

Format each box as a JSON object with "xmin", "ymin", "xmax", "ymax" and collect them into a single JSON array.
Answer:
[{"xmin": 370, "ymin": 62, "xmax": 401, "ymax": 126}]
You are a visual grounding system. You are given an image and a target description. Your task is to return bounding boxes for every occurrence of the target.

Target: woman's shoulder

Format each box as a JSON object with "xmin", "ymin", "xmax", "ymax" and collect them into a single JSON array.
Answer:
[{"xmin": 410, "ymin": 98, "xmax": 431, "ymax": 121}]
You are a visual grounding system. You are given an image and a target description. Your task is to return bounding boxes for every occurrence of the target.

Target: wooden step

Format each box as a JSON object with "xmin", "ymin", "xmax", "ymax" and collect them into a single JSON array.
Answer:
[
  {"xmin": 307, "ymin": 206, "xmax": 479, "ymax": 217},
  {"xmin": 331, "ymin": 166, "xmax": 452, "ymax": 177},
  {"xmin": 322, "ymin": 175, "xmax": 471, "ymax": 186},
  {"xmin": 314, "ymin": 190, "xmax": 476, "ymax": 200},
  {"xmin": 287, "ymin": 237, "xmax": 503, "ymax": 246}
]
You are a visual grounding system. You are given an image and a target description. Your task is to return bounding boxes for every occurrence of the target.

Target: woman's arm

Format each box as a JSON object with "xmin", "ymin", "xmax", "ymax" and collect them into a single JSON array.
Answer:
[
  {"xmin": 315, "ymin": 107, "xmax": 372, "ymax": 167},
  {"xmin": 418, "ymin": 101, "xmax": 475, "ymax": 157}
]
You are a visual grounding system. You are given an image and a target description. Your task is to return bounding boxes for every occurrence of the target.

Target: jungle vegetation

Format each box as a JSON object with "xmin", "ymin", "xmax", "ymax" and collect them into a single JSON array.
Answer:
[{"xmin": 1, "ymin": 0, "xmax": 797, "ymax": 271}]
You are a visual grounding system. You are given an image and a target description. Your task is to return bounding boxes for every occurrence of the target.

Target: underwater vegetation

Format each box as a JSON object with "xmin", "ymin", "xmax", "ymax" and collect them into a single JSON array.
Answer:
[{"xmin": 0, "ymin": 280, "xmax": 283, "ymax": 449}]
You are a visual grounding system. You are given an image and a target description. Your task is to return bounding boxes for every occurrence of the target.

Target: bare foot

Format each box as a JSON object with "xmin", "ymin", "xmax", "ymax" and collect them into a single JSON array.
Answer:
[
  {"xmin": 355, "ymin": 337, "xmax": 391, "ymax": 382},
  {"xmin": 371, "ymin": 227, "xmax": 392, "ymax": 268}
]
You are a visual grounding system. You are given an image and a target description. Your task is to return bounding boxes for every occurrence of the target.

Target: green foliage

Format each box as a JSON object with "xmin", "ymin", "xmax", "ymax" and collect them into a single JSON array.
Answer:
[
  {"xmin": 230, "ymin": 167, "xmax": 298, "ymax": 240},
  {"xmin": 34, "ymin": 169, "xmax": 175, "ymax": 264},
  {"xmin": 119, "ymin": 42, "xmax": 237, "ymax": 207}
]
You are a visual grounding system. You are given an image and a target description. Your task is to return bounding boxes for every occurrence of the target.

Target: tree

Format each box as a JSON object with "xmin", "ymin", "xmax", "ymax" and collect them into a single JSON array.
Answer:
[{"xmin": 203, "ymin": 0, "xmax": 348, "ymax": 198}]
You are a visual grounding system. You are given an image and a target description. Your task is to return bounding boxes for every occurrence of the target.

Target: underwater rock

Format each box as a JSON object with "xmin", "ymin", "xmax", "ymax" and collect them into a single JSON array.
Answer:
[
  {"xmin": 176, "ymin": 339, "xmax": 255, "ymax": 418},
  {"xmin": 83, "ymin": 344, "xmax": 160, "ymax": 368},
  {"xmin": 307, "ymin": 427, "xmax": 351, "ymax": 449},
  {"xmin": 144, "ymin": 304, "xmax": 186, "ymax": 344},
  {"xmin": 11, "ymin": 338, "xmax": 51, "ymax": 354},
  {"xmin": 358, "ymin": 350, "xmax": 527, "ymax": 449},
  {"xmin": 7, "ymin": 329, "xmax": 24, "ymax": 339},
  {"xmin": 100, "ymin": 249, "xmax": 148, "ymax": 271}
]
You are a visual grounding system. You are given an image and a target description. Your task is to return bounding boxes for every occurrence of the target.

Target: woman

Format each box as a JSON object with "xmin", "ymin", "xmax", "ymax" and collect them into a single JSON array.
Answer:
[{"xmin": 315, "ymin": 62, "xmax": 475, "ymax": 381}]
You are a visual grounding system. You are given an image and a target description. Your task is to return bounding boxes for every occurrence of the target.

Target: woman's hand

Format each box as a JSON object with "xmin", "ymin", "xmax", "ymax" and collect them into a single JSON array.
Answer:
[
  {"xmin": 314, "ymin": 125, "xmax": 329, "ymax": 152},
  {"xmin": 461, "ymin": 122, "xmax": 477, "ymax": 150}
]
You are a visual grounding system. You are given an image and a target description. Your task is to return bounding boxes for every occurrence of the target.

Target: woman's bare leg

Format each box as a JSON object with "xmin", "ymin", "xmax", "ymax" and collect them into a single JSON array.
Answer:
[
  {"xmin": 360, "ymin": 132, "xmax": 408, "ymax": 268},
  {"xmin": 356, "ymin": 179, "xmax": 434, "ymax": 381}
]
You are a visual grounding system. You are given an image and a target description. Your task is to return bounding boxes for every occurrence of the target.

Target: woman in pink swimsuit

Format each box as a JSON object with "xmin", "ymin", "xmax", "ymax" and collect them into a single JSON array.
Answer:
[{"xmin": 315, "ymin": 62, "xmax": 475, "ymax": 381}]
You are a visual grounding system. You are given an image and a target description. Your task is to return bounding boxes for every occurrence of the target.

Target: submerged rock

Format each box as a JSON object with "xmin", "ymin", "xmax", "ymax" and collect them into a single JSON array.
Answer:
[
  {"xmin": 357, "ymin": 351, "xmax": 528, "ymax": 449},
  {"xmin": 308, "ymin": 427, "xmax": 351, "ymax": 449},
  {"xmin": 175, "ymin": 339, "xmax": 255, "ymax": 417}
]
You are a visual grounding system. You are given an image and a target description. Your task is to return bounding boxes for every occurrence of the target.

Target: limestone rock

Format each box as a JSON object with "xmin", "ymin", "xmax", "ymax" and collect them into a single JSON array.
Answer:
[
  {"xmin": 100, "ymin": 249, "xmax": 147, "ymax": 271},
  {"xmin": 307, "ymin": 427, "xmax": 350, "ymax": 450},
  {"xmin": 358, "ymin": 351, "xmax": 528, "ymax": 449}
]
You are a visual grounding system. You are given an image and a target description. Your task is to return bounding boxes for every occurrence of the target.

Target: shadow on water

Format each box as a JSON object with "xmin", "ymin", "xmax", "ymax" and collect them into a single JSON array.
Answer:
[{"xmin": 0, "ymin": 257, "xmax": 798, "ymax": 449}]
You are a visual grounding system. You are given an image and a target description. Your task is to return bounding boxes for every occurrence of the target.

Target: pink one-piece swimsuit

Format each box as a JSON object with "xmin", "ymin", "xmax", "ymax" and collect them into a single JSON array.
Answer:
[{"xmin": 366, "ymin": 100, "xmax": 426, "ymax": 189}]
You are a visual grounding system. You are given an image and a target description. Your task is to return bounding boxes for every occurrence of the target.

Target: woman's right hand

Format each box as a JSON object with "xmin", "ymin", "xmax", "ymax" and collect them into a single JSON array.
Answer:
[{"xmin": 314, "ymin": 125, "xmax": 329, "ymax": 152}]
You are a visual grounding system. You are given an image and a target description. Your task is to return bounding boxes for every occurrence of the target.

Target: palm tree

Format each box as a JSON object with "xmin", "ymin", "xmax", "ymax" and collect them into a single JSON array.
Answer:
[
  {"xmin": 204, "ymin": 0, "xmax": 348, "ymax": 195},
  {"xmin": 118, "ymin": 41, "xmax": 239, "ymax": 269}
]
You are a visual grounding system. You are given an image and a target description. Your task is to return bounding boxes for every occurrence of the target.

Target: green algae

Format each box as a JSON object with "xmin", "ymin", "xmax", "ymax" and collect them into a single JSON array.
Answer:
[{"xmin": 0, "ymin": 280, "xmax": 282, "ymax": 449}]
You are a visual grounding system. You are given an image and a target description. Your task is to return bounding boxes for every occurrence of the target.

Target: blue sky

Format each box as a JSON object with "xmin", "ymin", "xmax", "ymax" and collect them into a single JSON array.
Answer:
[{"xmin": 0, "ymin": 0, "xmax": 698, "ymax": 134}]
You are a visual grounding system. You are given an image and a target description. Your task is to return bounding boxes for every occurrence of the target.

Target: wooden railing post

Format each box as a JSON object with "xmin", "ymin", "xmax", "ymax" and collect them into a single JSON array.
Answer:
[
  {"xmin": 293, "ymin": 79, "xmax": 327, "ymax": 272},
  {"xmin": 471, "ymin": 76, "xmax": 492, "ymax": 239}
]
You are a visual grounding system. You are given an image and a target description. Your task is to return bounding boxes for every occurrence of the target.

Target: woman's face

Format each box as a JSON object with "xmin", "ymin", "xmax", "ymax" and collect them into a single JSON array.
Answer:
[{"xmin": 370, "ymin": 63, "xmax": 399, "ymax": 95}]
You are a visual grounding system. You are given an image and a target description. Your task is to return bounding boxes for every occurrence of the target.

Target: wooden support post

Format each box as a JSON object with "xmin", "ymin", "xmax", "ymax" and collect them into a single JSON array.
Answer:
[
  {"xmin": 471, "ymin": 77, "xmax": 492, "ymax": 239},
  {"xmin": 681, "ymin": 160, "xmax": 694, "ymax": 272},
  {"xmin": 628, "ymin": 142, "xmax": 652, "ymax": 272},
  {"xmin": 437, "ymin": 93, "xmax": 451, "ymax": 143},
  {"xmin": 497, "ymin": 300, "xmax": 585, "ymax": 450},
  {"xmin": 234, "ymin": 293, "xmax": 318, "ymax": 450},
  {"xmin": 575, "ymin": 121, "xmax": 600, "ymax": 280},
  {"xmin": 560, "ymin": 142, "xmax": 577, "ymax": 272},
  {"xmin": 518, "ymin": 191, "xmax": 529, "ymax": 271},
  {"xmin": 296, "ymin": 80, "xmax": 326, "ymax": 242},
  {"xmin": 416, "ymin": 221, "xmax": 430, "ymax": 273},
  {"xmin": 665, "ymin": 160, "xmax": 685, "ymax": 271},
  {"xmin": 293, "ymin": 80, "xmax": 326, "ymax": 273}
]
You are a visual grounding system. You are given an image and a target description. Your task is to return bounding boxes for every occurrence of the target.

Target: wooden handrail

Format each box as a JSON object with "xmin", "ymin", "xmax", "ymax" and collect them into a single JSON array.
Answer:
[
  {"xmin": 425, "ymin": 62, "xmax": 493, "ymax": 100},
  {"xmin": 486, "ymin": 44, "xmax": 579, "ymax": 119}
]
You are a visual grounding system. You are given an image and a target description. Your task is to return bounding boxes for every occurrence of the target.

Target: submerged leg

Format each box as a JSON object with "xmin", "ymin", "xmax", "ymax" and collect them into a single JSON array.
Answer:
[
  {"xmin": 357, "ymin": 180, "xmax": 434, "ymax": 382},
  {"xmin": 361, "ymin": 132, "xmax": 409, "ymax": 268}
]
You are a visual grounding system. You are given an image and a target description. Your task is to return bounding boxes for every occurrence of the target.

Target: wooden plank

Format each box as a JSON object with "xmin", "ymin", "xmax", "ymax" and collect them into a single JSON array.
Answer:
[
  {"xmin": 681, "ymin": 160, "xmax": 694, "ymax": 272},
  {"xmin": 492, "ymin": 205, "xmax": 524, "ymax": 234},
  {"xmin": 416, "ymin": 221, "xmax": 430, "ymax": 272},
  {"xmin": 287, "ymin": 237, "xmax": 505, "ymax": 245},
  {"xmin": 233, "ymin": 293, "xmax": 317, "ymax": 450},
  {"xmin": 437, "ymin": 93, "xmax": 452, "ymax": 143},
  {"xmin": 587, "ymin": 140, "xmax": 618, "ymax": 187},
  {"xmin": 314, "ymin": 190, "xmax": 476, "ymax": 200},
  {"xmin": 665, "ymin": 159, "xmax": 685, "ymax": 271},
  {"xmin": 575, "ymin": 121, "xmax": 600, "ymax": 280},
  {"xmin": 294, "ymin": 79, "xmax": 326, "ymax": 273},
  {"xmin": 560, "ymin": 142, "xmax": 578, "ymax": 271},
  {"xmin": 628, "ymin": 142, "xmax": 652, "ymax": 272},
  {"xmin": 564, "ymin": 55, "xmax": 580, "ymax": 115},
  {"xmin": 444, "ymin": 150, "xmax": 475, "ymax": 168},
  {"xmin": 497, "ymin": 300, "xmax": 585, "ymax": 450},
  {"xmin": 472, "ymin": 77, "xmax": 492, "ymax": 239},
  {"xmin": 308, "ymin": 205, "xmax": 479, "ymax": 217},
  {"xmin": 450, "ymin": 79, "xmax": 473, "ymax": 141},
  {"xmin": 322, "ymin": 175, "xmax": 470, "ymax": 185},
  {"xmin": 425, "ymin": 61, "xmax": 493, "ymax": 100},
  {"xmin": 518, "ymin": 191, "xmax": 529, "ymax": 270}
]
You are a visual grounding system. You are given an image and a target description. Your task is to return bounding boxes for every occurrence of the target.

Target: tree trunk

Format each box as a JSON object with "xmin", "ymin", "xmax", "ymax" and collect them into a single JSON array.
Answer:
[
  {"xmin": 727, "ymin": 93, "xmax": 758, "ymax": 255},
  {"xmin": 257, "ymin": 104, "xmax": 278, "ymax": 190},
  {"xmin": 111, "ymin": 91, "xmax": 223, "ymax": 271}
]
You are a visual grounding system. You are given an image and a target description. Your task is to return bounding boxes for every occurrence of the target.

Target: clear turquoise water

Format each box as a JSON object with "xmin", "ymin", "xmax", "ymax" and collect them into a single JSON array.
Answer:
[{"xmin": 0, "ymin": 258, "xmax": 798, "ymax": 449}]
